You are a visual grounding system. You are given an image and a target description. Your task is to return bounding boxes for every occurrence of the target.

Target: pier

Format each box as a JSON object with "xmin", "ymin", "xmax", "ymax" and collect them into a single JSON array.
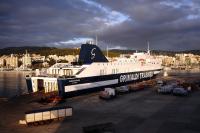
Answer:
[{"xmin": 1, "ymin": 75, "xmax": 200, "ymax": 133}]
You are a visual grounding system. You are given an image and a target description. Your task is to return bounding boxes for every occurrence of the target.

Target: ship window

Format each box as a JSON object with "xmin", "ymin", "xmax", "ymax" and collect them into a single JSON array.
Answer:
[
  {"xmin": 112, "ymin": 69, "xmax": 118, "ymax": 74},
  {"xmin": 100, "ymin": 69, "xmax": 105, "ymax": 75}
]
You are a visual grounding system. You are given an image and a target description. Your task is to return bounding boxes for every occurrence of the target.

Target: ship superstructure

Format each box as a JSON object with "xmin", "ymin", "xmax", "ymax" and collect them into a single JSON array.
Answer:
[{"xmin": 26, "ymin": 42, "xmax": 162, "ymax": 97}]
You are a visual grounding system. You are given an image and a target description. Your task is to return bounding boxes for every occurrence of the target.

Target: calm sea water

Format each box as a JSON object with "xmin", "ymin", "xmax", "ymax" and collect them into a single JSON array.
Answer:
[
  {"xmin": 0, "ymin": 71, "xmax": 32, "ymax": 98},
  {"xmin": 0, "ymin": 70, "xmax": 200, "ymax": 99},
  {"xmin": 167, "ymin": 70, "xmax": 200, "ymax": 78}
]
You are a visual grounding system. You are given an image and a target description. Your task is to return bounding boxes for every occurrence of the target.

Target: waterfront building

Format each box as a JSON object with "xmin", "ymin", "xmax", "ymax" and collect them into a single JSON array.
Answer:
[
  {"xmin": 5, "ymin": 54, "xmax": 19, "ymax": 68},
  {"xmin": 175, "ymin": 54, "xmax": 186, "ymax": 66},
  {"xmin": 155, "ymin": 55, "xmax": 175, "ymax": 66},
  {"xmin": 0, "ymin": 56, "xmax": 7, "ymax": 67},
  {"xmin": 22, "ymin": 50, "xmax": 32, "ymax": 67},
  {"xmin": 48, "ymin": 55, "xmax": 77, "ymax": 63},
  {"xmin": 190, "ymin": 55, "xmax": 199, "ymax": 65},
  {"xmin": 42, "ymin": 62, "xmax": 49, "ymax": 67},
  {"xmin": 31, "ymin": 54, "xmax": 45, "ymax": 62},
  {"xmin": 175, "ymin": 53, "xmax": 199, "ymax": 66},
  {"xmin": 65, "ymin": 55, "xmax": 77, "ymax": 63}
]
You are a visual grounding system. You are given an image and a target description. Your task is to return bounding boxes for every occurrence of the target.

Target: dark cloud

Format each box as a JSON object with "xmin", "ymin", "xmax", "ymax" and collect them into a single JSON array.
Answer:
[{"xmin": 0, "ymin": 0, "xmax": 200, "ymax": 50}]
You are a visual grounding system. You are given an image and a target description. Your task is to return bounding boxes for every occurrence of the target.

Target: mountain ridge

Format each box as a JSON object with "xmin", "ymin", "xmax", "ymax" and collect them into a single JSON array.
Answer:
[{"xmin": 1, "ymin": 46, "xmax": 200, "ymax": 57}]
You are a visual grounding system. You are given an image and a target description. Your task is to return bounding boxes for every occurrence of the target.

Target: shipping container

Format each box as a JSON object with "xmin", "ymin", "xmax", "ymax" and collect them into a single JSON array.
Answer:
[{"xmin": 24, "ymin": 106, "xmax": 72, "ymax": 125}]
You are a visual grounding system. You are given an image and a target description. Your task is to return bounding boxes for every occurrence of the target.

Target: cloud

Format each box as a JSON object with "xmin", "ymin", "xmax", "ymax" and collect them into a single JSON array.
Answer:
[
  {"xmin": 81, "ymin": 0, "xmax": 130, "ymax": 26},
  {"xmin": 0, "ymin": 0, "xmax": 200, "ymax": 50},
  {"xmin": 52, "ymin": 37, "xmax": 93, "ymax": 46}
]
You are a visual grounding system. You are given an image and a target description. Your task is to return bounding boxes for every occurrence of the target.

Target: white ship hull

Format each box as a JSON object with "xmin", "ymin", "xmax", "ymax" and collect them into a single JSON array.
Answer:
[{"xmin": 26, "ymin": 42, "xmax": 163, "ymax": 97}]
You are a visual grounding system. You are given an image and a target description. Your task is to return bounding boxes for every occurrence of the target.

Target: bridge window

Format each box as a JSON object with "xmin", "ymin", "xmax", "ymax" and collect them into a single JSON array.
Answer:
[
  {"xmin": 112, "ymin": 69, "xmax": 118, "ymax": 74},
  {"xmin": 100, "ymin": 69, "xmax": 106, "ymax": 75}
]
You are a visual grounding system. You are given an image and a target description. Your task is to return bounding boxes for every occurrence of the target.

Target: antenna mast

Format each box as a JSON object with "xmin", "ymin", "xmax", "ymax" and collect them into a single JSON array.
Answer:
[
  {"xmin": 147, "ymin": 41, "xmax": 150, "ymax": 54},
  {"xmin": 96, "ymin": 35, "xmax": 98, "ymax": 45},
  {"xmin": 107, "ymin": 45, "xmax": 108, "ymax": 58}
]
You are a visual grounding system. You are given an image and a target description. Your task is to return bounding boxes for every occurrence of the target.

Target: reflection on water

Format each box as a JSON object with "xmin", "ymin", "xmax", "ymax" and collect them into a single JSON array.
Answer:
[{"xmin": 0, "ymin": 71, "xmax": 32, "ymax": 98}]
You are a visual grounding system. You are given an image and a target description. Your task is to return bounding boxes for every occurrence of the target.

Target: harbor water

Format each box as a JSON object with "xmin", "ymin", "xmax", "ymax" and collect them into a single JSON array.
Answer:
[{"xmin": 0, "ymin": 71, "xmax": 32, "ymax": 98}]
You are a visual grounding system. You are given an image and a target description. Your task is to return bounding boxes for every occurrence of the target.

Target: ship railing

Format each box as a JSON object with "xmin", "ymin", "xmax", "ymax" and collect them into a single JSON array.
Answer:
[
  {"xmin": 58, "ymin": 75, "xmax": 76, "ymax": 79},
  {"xmin": 26, "ymin": 73, "xmax": 76, "ymax": 79}
]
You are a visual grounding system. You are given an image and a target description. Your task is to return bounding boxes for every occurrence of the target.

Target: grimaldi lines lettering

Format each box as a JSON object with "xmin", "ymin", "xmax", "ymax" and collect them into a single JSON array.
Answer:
[
  {"xmin": 120, "ymin": 71, "xmax": 153, "ymax": 83},
  {"xmin": 139, "ymin": 72, "xmax": 153, "ymax": 79}
]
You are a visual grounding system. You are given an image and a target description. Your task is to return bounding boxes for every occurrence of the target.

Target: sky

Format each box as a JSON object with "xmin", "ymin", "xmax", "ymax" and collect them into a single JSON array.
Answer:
[{"xmin": 0, "ymin": 0, "xmax": 200, "ymax": 50}]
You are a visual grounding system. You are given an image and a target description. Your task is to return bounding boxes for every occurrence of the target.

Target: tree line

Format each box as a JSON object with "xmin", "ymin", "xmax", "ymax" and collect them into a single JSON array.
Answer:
[{"xmin": 0, "ymin": 46, "xmax": 200, "ymax": 57}]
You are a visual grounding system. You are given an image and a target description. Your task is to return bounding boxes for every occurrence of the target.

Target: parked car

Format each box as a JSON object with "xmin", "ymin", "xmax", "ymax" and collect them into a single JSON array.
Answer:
[
  {"xmin": 99, "ymin": 88, "xmax": 116, "ymax": 100},
  {"xmin": 173, "ymin": 87, "xmax": 188, "ymax": 96},
  {"xmin": 157, "ymin": 80, "xmax": 164, "ymax": 86},
  {"xmin": 157, "ymin": 85, "xmax": 174, "ymax": 94},
  {"xmin": 115, "ymin": 86, "xmax": 129, "ymax": 94}
]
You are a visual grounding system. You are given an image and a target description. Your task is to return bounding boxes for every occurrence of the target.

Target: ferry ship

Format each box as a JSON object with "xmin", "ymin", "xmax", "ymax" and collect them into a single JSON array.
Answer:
[{"xmin": 26, "ymin": 41, "xmax": 162, "ymax": 97}]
